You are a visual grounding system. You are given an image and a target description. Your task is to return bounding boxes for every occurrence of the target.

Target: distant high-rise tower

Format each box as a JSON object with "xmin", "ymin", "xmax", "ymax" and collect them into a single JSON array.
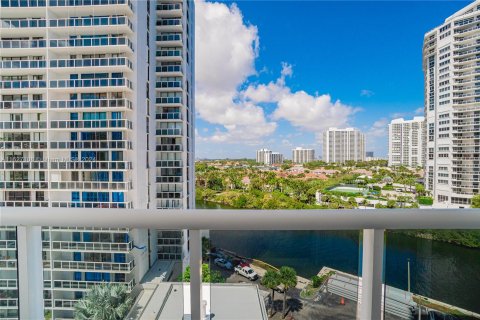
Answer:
[
  {"xmin": 423, "ymin": 1, "xmax": 480, "ymax": 207},
  {"xmin": 322, "ymin": 128, "xmax": 365, "ymax": 163},
  {"xmin": 256, "ymin": 149, "xmax": 283, "ymax": 165},
  {"xmin": 292, "ymin": 147, "xmax": 315, "ymax": 164},
  {"xmin": 388, "ymin": 117, "xmax": 426, "ymax": 168},
  {"xmin": 0, "ymin": 0, "xmax": 195, "ymax": 318}
]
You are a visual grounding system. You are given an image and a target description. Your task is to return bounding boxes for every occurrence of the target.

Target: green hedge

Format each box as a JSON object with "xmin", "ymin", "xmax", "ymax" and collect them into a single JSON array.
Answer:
[{"xmin": 418, "ymin": 196, "xmax": 433, "ymax": 205}]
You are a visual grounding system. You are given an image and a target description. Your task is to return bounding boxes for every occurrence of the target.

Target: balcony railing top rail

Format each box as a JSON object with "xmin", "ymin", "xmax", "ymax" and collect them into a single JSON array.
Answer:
[{"xmin": 2, "ymin": 208, "xmax": 480, "ymax": 230}]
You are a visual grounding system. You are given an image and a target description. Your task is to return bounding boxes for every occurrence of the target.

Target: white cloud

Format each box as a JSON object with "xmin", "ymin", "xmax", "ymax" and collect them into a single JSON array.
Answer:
[
  {"xmin": 414, "ymin": 107, "xmax": 424, "ymax": 115},
  {"xmin": 360, "ymin": 89, "xmax": 375, "ymax": 97},
  {"xmin": 244, "ymin": 63, "xmax": 358, "ymax": 134},
  {"xmin": 195, "ymin": 1, "xmax": 357, "ymax": 147},
  {"xmin": 195, "ymin": 0, "xmax": 276, "ymax": 144},
  {"xmin": 367, "ymin": 118, "xmax": 389, "ymax": 138}
]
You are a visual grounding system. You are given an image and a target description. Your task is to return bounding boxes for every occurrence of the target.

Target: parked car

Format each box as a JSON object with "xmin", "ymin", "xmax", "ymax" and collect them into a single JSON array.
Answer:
[
  {"xmin": 214, "ymin": 258, "xmax": 233, "ymax": 270},
  {"xmin": 234, "ymin": 265, "xmax": 258, "ymax": 281}
]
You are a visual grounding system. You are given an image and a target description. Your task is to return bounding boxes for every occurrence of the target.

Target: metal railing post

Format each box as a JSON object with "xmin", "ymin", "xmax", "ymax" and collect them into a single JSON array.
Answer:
[
  {"xmin": 360, "ymin": 229, "xmax": 385, "ymax": 320},
  {"xmin": 189, "ymin": 229, "xmax": 202, "ymax": 320},
  {"xmin": 17, "ymin": 226, "xmax": 44, "ymax": 319}
]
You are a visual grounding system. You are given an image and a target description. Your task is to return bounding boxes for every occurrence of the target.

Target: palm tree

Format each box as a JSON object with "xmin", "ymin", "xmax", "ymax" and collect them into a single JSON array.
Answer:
[
  {"xmin": 74, "ymin": 283, "xmax": 133, "ymax": 320},
  {"xmin": 279, "ymin": 266, "xmax": 298, "ymax": 319},
  {"xmin": 261, "ymin": 270, "xmax": 280, "ymax": 317}
]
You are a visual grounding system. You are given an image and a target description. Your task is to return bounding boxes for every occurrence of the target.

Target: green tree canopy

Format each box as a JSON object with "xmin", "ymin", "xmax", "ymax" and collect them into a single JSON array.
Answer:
[
  {"xmin": 180, "ymin": 264, "xmax": 225, "ymax": 283},
  {"xmin": 74, "ymin": 283, "xmax": 133, "ymax": 320}
]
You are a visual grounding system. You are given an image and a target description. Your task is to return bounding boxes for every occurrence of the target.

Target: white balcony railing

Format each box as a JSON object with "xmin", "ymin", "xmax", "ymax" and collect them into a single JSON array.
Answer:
[{"xmin": 2, "ymin": 208, "xmax": 480, "ymax": 319}]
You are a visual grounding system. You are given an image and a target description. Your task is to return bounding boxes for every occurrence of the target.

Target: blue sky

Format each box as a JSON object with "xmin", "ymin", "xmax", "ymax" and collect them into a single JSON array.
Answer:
[{"xmin": 194, "ymin": 1, "xmax": 470, "ymax": 159}]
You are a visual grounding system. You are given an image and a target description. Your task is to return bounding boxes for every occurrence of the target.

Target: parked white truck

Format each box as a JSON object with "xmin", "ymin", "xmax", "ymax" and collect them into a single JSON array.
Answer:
[{"xmin": 234, "ymin": 265, "xmax": 259, "ymax": 281}]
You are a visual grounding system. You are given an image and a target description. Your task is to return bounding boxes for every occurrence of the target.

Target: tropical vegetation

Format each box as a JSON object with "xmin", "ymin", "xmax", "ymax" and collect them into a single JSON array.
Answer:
[
  {"xmin": 74, "ymin": 283, "xmax": 133, "ymax": 320},
  {"xmin": 179, "ymin": 264, "xmax": 225, "ymax": 283}
]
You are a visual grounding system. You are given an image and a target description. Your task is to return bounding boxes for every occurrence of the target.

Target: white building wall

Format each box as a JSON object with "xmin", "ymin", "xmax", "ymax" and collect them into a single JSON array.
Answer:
[
  {"xmin": 423, "ymin": 1, "xmax": 480, "ymax": 207},
  {"xmin": 0, "ymin": 0, "xmax": 195, "ymax": 318},
  {"xmin": 388, "ymin": 117, "xmax": 426, "ymax": 168},
  {"xmin": 323, "ymin": 128, "xmax": 365, "ymax": 163}
]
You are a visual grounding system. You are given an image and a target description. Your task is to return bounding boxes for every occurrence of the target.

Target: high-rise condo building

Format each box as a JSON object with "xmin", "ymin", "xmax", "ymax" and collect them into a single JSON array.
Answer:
[
  {"xmin": 270, "ymin": 152, "xmax": 284, "ymax": 165},
  {"xmin": 256, "ymin": 148, "xmax": 272, "ymax": 164},
  {"xmin": 0, "ymin": 0, "xmax": 194, "ymax": 318},
  {"xmin": 322, "ymin": 128, "xmax": 365, "ymax": 163},
  {"xmin": 423, "ymin": 1, "xmax": 480, "ymax": 207},
  {"xmin": 388, "ymin": 117, "xmax": 426, "ymax": 168},
  {"xmin": 256, "ymin": 149, "xmax": 283, "ymax": 165},
  {"xmin": 292, "ymin": 147, "xmax": 315, "ymax": 164}
]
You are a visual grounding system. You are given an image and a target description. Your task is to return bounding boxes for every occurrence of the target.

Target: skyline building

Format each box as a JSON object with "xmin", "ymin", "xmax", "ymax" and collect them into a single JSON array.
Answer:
[
  {"xmin": 388, "ymin": 117, "xmax": 426, "ymax": 168},
  {"xmin": 256, "ymin": 148, "xmax": 283, "ymax": 165},
  {"xmin": 0, "ymin": 0, "xmax": 194, "ymax": 318},
  {"xmin": 292, "ymin": 147, "xmax": 315, "ymax": 164},
  {"xmin": 423, "ymin": 1, "xmax": 479, "ymax": 207},
  {"xmin": 322, "ymin": 128, "xmax": 365, "ymax": 163}
]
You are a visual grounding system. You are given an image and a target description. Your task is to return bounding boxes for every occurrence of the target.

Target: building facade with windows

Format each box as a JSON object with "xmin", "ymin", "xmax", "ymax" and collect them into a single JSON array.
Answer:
[
  {"xmin": 256, "ymin": 149, "xmax": 283, "ymax": 165},
  {"xmin": 322, "ymin": 128, "xmax": 365, "ymax": 163},
  {"xmin": 292, "ymin": 147, "xmax": 315, "ymax": 164},
  {"xmin": 388, "ymin": 117, "xmax": 426, "ymax": 168},
  {"xmin": 0, "ymin": 0, "xmax": 194, "ymax": 318},
  {"xmin": 423, "ymin": 1, "xmax": 480, "ymax": 207}
]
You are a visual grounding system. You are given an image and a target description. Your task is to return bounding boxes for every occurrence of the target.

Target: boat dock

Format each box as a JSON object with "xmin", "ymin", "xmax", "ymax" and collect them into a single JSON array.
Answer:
[{"xmin": 318, "ymin": 267, "xmax": 480, "ymax": 319}]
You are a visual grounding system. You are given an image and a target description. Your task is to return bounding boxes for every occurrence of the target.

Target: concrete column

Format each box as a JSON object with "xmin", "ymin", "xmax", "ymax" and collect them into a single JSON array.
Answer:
[
  {"xmin": 360, "ymin": 229, "xmax": 385, "ymax": 320},
  {"xmin": 16, "ymin": 226, "xmax": 44, "ymax": 319},
  {"xmin": 189, "ymin": 229, "xmax": 202, "ymax": 320}
]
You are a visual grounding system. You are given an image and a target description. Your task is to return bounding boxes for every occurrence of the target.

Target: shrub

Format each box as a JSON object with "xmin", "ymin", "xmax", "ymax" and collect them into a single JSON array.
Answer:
[
  {"xmin": 418, "ymin": 196, "xmax": 433, "ymax": 205},
  {"xmin": 311, "ymin": 275, "xmax": 321, "ymax": 288}
]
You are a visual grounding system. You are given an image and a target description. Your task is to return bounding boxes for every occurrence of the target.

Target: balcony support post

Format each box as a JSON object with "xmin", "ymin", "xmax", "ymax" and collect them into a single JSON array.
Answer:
[
  {"xmin": 360, "ymin": 228, "xmax": 385, "ymax": 320},
  {"xmin": 17, "ymin": 226, "xmax": 44, "ymax": 319},
  {"xmin": 189, "ymin": 229, "xmax": 203, "ymax": 320}
]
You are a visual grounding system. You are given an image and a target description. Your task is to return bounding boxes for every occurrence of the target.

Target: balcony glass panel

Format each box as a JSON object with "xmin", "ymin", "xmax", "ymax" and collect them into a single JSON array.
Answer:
[{"xmin": 384, "ymin": 229, "xmax": 480, "ymax": 319}]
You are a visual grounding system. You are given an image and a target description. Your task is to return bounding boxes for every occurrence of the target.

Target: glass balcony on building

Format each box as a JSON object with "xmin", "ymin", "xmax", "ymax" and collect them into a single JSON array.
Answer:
[
  {"xmin": 50, "ymin": 201, "xmax": 132, "ymax": 208},
  {"xmin": 0, "ymin": 80, "xmax": 47, "ymax": 89},
  {"xmin": 155, "ymin": 144, "xmax": 183, "ymax": 151},
  {"xmin": 155, "ymin": 112, "xmax": 182, "ymax": 120},
  {"xmin": 0, "ymin": 18, "xmax": 47, "ymax": 28},
  {"xmin": 49, "ymin": 119, "xmax": 133, "ymax": 130},
  {"xmin": 49, "ymin": 181, "xmax": 132, "ymax": 190},
  {"xmin": 50, "ymin": 161, "xmax": 132, "ymax": 170},
  {"xmin": 44, "ymin": 260, "xmax": 135, "ymax": 272},
  {"xmin": 49, "ymin": 57, "xmax": 133, "ymax": 71},
  {"xmin": 0, "ymin": 59, "xmax": 46, "ymax": 69},
  {"xmin": 155, "ymin": 160, "xmax": 183, "ymax": 167},
  {"xmin": 0, "ymin": 161, "xmax": 48, "ymax": 170},
  {"xmin": 48, "ymin": 0, "xmax": 132, "ymax": 8},
  {"xmin": 50, "ymin": 99, "xmax": 132, "ymax": 110},
  {"xmin": 49, "ymin": 78, "xmax": 132, "ymax": 91},
  {"xmin": 0, "ymin": 181, "xmax": 48, "ymax": 189},
  {"xmin": 49, "ymin": 140, "xmax": 132, "ymax": 149},
  {"xmin": 155, "ymin": 80, "xmax": 182, "ymax": 89},
  {"xmin": 156, "ymin": 65, "xmax": 183, "ymax": 74},
  {"xmin": 156, "ymin": 33, "xmax": 183, "ymax": 46},
  {"xmin": 0, "ymin": 141, "xmax": 48, "ymax": 150},
  {"xmin": 155, "ymin": 128, "xmax": 182, "ymax": 136},
  {"xmin": 0, "ymin": 0, "xmax": 46, "ymax": 7},
  {"xmin": 0, "ymin": 121, "xmax": 47, "ymax": 130},
  {"xmin": 0, "ymin": 100, "xmax": 46, "ymax": 110},
  {"xmin": 49, "ymin": 36, "xmax": 133, "ymax": 53},
  {"xmin": 43, "ymin": 240, "xmax": 133, "ymax": 252},
  {"xmin": 49, "ymin": 16, "xmax": 131, "ymax": 28},
  {"xmin": 155, "ymin": 96, "xmax": 182, "ymax": 105},
  {"xmin": 0, "ymin": 201, "xmax": 49, "ymax": 207}
]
